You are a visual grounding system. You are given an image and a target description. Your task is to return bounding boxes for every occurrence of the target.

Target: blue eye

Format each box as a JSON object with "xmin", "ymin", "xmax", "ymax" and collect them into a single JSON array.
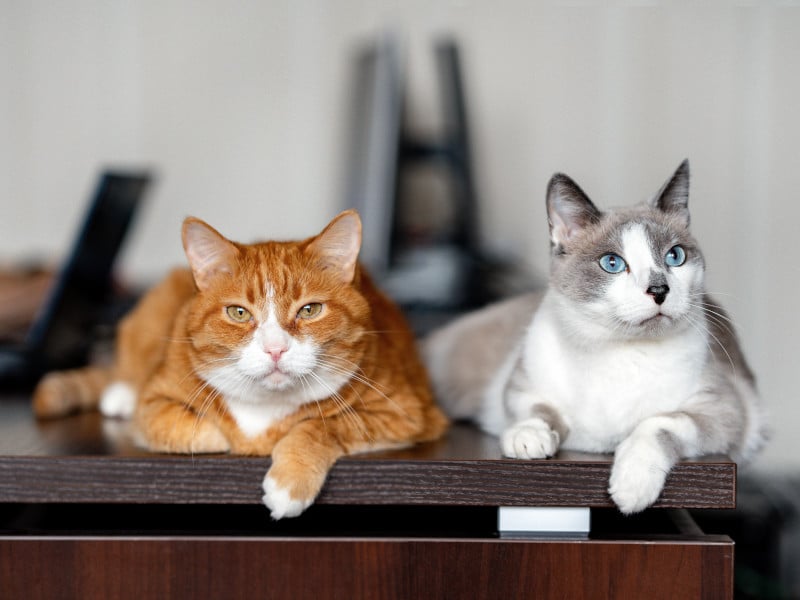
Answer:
[
  {"xmin": 599, "ymin": 253, "xmax": 627, "ymax": 274},
  {"xmin": 665, "ymin": 245, "xmax": 686, "ymax": 267}
]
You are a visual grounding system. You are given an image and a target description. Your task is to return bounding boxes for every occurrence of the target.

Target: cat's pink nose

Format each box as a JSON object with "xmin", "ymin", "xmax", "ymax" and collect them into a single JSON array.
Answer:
[{"xmin": 265, "ymin": 347, "xmax": 287, "ymax": 362}]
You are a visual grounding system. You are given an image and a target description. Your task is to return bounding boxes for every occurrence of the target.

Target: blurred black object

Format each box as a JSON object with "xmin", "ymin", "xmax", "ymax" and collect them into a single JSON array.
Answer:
[
  {"xmin": 692, "ymin": 473, "xmax": 800, "ymax": 599},
  {"xmin": 0, "ymin": 171, "xmax": 151, "ymax": 388},
  {"xmin": 343, "ymin": 35, "xmax": 536, "ymax": 334}
]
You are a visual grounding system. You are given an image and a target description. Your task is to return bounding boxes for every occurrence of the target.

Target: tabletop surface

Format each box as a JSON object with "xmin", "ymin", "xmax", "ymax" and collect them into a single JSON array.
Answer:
[{"xmin": 0, "ymin": 396, "xmax": 736, "ymax": 508}]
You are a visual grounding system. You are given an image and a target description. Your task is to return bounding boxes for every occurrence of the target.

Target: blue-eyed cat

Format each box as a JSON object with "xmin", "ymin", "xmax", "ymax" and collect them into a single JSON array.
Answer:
[{"xmin": 423, "ymin": 160, "xmax": 768, "ymax": 513}]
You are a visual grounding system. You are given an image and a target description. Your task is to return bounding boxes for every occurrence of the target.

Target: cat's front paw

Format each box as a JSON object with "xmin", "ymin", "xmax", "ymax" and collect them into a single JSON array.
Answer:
[
  {"xmin": 608, "ymin": 435, "xmax": 670, "ymax": 514},
  {"xmin": 262, "ymin": 474, "xmax": 315, "ymax": 520},
  {"xmin": 100, "ymin": 382, "xmax": 137, "ymax": 418},
  {"xmin": 501, "ymin": 418, "xmax": 559, "ymax": 459}
]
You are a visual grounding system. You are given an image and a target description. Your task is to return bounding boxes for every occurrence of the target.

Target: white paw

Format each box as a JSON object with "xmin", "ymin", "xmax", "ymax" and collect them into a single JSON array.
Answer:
[
  {"xmin": 501, "ymin": 418, "xmax": 560, "ymax": 459},
  {"xmin": 99, "ymin": 382, "xmax": 136, "ymax": 418},
  {"xmin": 262, "ymin": 475, "xmax": 313, "ymax": 520},
  {"xmin": 608, "ymin": 435, "xmax": 670, "ymax": 514}
]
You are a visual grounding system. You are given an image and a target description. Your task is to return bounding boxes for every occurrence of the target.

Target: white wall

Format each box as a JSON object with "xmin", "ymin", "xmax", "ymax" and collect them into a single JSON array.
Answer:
[{"xmin": 2, "ymin": 2, "xmax": 798, "ymax": 471}]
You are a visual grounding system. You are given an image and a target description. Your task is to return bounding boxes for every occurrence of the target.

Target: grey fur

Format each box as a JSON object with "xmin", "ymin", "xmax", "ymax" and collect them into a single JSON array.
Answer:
[
  {"xmin": 530, "ymin": 403, "xmax": 570, "ymax": 444},
  {"xmin": 424, "ymin": 160, "xmax": 768, "ymax": 513},
  {"xmin": 422, "ymin": 293, "xmax": 540, "ymax": 421}
]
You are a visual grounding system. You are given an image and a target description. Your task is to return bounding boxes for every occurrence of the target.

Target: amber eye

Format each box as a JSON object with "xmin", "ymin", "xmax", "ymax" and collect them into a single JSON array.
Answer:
[
  {"xmin": 297, "ymin": 303, "xmax": 323, "ymax": 319},
  {"xmin": 226, "ymin": 306, "xmax": 252, "ymax": 323}
]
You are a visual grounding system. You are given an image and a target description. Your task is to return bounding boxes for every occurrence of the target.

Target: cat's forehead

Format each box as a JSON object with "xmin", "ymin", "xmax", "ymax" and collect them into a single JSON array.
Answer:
[
  {"xmin": 577, "ymin": 204, "xmax": 689, "ymax": 253},
  {"xmin": 238, "ymin": 241, "xmax": 338, "ymax": 300}
]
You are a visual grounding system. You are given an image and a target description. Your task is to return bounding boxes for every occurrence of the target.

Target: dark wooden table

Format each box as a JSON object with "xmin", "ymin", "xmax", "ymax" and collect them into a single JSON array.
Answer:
[{"xmin": 0, "ymin": 396, "xmax": 735, "ymax": 599}]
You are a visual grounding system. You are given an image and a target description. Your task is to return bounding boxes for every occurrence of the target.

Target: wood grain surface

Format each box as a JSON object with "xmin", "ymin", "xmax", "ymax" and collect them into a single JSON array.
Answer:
[
  {"xmin": 0, "ymin": 397, "xmax": 736, "ymax": 508},
  {"xmin": 0, "ymin": 536, "xmax": 734, "ymax": 600}
]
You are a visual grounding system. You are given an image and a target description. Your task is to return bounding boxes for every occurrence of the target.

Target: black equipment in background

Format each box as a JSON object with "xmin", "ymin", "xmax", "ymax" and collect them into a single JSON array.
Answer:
[
  {"xmin": 343, "ymin": 35, "xmax": 533, "ymax": 333},
  {"xmin": 0, "ymin": 171, "xmax": 151, "ymax": 387}
]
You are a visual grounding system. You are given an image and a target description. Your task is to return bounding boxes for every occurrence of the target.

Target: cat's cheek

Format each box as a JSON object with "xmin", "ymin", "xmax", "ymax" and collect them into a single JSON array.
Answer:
[
  {"xmin": 238, "ymin": 341, "xmax": 273, "ymax": 378},
  {"xmin": 669, "ymin": 266, "xmax": 704, "ymax": 313},
  {"xmin": 261, "ymin": 474, "xmax": 315, "ymax": 520}
]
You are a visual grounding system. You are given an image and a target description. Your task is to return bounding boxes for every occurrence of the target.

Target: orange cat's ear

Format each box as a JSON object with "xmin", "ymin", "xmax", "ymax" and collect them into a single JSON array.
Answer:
[
  {"xmin": 306, "ymin": 210, "xmax": 362, "ymax": 284},
  {"xmin": 182, "ymin": 217, "xmax": 240, "ymax": 291}
]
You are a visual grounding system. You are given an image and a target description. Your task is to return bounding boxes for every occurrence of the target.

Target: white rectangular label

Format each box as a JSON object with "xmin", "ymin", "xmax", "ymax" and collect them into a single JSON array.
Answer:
[{"xmin": 498, "ymin": 507, "xmax": 591, "ymax": 538}]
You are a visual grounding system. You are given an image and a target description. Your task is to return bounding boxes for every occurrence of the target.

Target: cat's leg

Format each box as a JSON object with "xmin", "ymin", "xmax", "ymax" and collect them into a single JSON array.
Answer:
[
  {"xmin": 97, "ymin": 269, "xmax": 193, "ymax": 420},
  {"xmin": 262, "ymin": 405, "xmax": 439, "ymax": 519},
  {"xmin": 33, "ymin": 366, "xmax": 112, "ymax": 418},
  {"xmin": 134, "ymin": 393, "xmax": 230, "ymax": 454},
  {"xmin": 501, "ymin": 400, "xmax": 569, "ymax": 459},
  {"xmin": 496, "ymin": 350, "xmax": 568, "ymax": 459},
  {"xmin": 608, "ymin": 401, "xmax": 741, "ymax": 514},
  {"xmin": 262, "ymin": 419, "xmax": 345, "ymax": 519}
]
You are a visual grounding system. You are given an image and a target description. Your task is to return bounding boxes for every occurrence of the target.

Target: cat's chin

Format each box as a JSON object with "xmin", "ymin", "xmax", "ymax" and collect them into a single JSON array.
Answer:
[
  {"xmin": 258, "ymin": 371, "xmax": 296, "ymax": 391},
  {"xmin": 624, "ymin": 312, "xmax": 687, "ymax": 338},
  {"xmin": 639, "ymin": 313, "xmax": 671, "ymax": 327}
]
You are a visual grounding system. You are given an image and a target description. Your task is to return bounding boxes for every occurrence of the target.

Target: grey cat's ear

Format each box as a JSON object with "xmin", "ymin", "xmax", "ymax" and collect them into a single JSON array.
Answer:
[
  {"xmin": 307, "ymin": 209, "xmax": 362, "ymax": 283},
  {"xmin": 652, "ymin": 159, "xmax": 690, "ymax": 226},
  {"xmin": 546, "ymin": 173, "xmax": 601, "ymax": 248},
  {"xmin": 182, "ymin": 217, "xmax": 240, "ymax": 291}
]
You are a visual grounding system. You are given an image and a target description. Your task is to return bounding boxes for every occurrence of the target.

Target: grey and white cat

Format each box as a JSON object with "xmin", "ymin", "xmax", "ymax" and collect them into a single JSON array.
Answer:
[{"xmin": 424, "ymin": 160, "xmax": 768, "ymax": 514}]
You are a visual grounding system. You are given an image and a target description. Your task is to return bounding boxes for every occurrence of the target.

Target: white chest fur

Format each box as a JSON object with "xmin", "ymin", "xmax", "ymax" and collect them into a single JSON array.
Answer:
[
  {"xmin": 223, "ymin": 397, "xmax": 299, "ymax": 438},
  {"xmin": 504, "ymin": 295, "xmax": 709, "ymax": 453}
]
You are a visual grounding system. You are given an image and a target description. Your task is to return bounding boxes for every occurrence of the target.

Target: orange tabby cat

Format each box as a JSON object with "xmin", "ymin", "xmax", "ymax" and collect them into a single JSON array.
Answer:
[{"xmin": 33, "ymin": 210, "xmax": 448, "ymax": 518}]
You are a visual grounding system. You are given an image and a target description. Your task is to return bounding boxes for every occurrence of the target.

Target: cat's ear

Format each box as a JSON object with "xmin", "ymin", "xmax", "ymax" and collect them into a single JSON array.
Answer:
[
  {"xmin": 546, "ymin": 173, "xmax": 601, "ymax": 248},
  {"xmin": 652, "ymin": 159, "xmax": 690, "ymax": 226},
  {"xmin": 182, "ymin": 217, "xmax": 240, "ymax": 291},
  {"xmin": 306, "ymin": 210, "xmax": 362, "ymax": 283}
]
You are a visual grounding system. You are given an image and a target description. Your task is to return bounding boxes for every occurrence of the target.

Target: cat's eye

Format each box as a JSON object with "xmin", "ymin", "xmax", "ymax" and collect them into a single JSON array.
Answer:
[
  {"xmin": 599, "ymin": 253, "xmax": 627, "ymax": 274},
  {"xmin": 226, "ymin": 306, "xmax": 252, "ymax": 323},
  {"xmin": 297, "ymin": 303, "xmax": 323, "ymax": 319},
  {"xmin": 665, "ymin": 245, "xmax": 686, "ymax": 267}
]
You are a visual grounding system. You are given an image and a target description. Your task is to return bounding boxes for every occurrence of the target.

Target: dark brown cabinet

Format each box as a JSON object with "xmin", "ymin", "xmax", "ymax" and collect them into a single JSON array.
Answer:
[{"xmin": 0, "ymin": 398, "xmax": 734, "ymax": 599}]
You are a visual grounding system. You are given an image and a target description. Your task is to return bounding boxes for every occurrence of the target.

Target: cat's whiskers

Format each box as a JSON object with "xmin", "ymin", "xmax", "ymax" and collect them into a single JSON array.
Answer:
[
  {"xmin": 604, "ymin": 309, "xmax": 638, "ymax": 338},
  {"xmin": 308, "ymin": 371, "xmax": 368, "ymax": 436},
  {"xmin": 687, "ymin": 301, "xmax": 738, "ymax": 336},
  {"xmin": 683, "ymin": 298, "xmax": 738, "ymax": 345},
  {"xmin": 307, "ymin": 370, "xmax": 370, "ymax": 439},
  {"xmin": 316, "ymin": 354, "xmax": 411, "ymax": 419},
  {"xmin": 318, "ymin": 360, "xmax": 375, "ymax": 416},
  {"xmin": 695, "ymin": 309, "xmax": 736, "ymax": 337},
  {"xmin": 156, "ymin": 375, "xmax": 213, "ymax": 456},
  {"xmin": 358, "ymin": 330, "xmax": 403, "ymax": 336},
  {"xmin": 290, "ymin": 354, "xmax": 371, "ymax": 439},
  {"xmin": 191, "ymin": 387, "xmax": 225, "ymax": 459},
  {"xmin": 182, "ymin": 376, "xmax": 222, "ymax": 455},
  {"xmin": 686, "ymin": 292, "xmax": 738, "ymax": 313},
  {"xmin": 180, "ymin": 364, "xmax": 234, "ymax": 445},
  {"xmin": 179, "ymin": 361, "xmax": 245, "ymax": 455},
  {"xmin": 299, "ymin": 374, "xmax": 328, "ymax": 431},
  {"xmin": 317, "ymin": 353, "xmax": 393, "ymax": 401},
  {"xmin": 682, "ymin": 312, "xmax": 716, "ymax": 357},
  {"xmin": 683, "ymin": 312, "xmax": 738, "ymax": 375},
  {"xmin": 316, "ymin": 354, "xmax": 372, "ymax": 392},
  {"xmin": 691, "ymin": 290, "xmax": 735, "ymax": 299},
  {"xmin": 109, "ymin": 331, "xmax": 214, "ymax": 445},
  {"xmin": 175, "ymin": 356, "xmax": 236, "ymax": 389}
]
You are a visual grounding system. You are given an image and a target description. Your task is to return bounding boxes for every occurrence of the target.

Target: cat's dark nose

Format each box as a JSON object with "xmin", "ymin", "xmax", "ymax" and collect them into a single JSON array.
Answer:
[{"xmin": 646, "ymin": 284, "xmax": 669, "ymax": 305}]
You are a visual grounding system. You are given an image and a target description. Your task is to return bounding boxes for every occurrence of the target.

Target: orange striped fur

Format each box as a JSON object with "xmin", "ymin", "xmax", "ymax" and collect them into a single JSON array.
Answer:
[{"xmin": 33, "ymin": 210, "xmax": 448, "ymax": 518}]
